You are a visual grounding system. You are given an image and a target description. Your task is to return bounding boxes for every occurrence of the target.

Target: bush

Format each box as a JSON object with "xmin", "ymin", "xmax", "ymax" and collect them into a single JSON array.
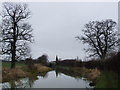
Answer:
[{"xmin": 37, "ymin": 54, "xmax": 48, "ymax": 65}]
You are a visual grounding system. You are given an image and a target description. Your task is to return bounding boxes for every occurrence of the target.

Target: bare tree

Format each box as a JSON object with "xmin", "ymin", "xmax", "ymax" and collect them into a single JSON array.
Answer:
[
  {"xmin": 37, "ymin": 54, "xmax": 48, "ymax": 65},
  {"xmin": 1, "ymin": 2, "xmax": 33, "ymax": 68},
  {"xmin": 76, "ymin": 19, "xmax": 119, "ymax": 59}
]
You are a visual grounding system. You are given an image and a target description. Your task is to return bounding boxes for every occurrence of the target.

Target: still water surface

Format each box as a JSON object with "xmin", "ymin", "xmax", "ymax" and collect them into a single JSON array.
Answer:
[{"xmin": 2, "ymin": 70, "xmax": 94, "ymax": 88}]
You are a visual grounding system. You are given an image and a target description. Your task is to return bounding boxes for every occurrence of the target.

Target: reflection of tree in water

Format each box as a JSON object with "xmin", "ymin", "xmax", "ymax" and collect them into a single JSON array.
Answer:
[
  {"xmin": 2, "ymin": 71, "xmax": 49, "ymax": 89},
  {"xmin": 2, "ymin": 82, "xmax": 11, "ymax": 88},
  {"xmin": 39, "ymin": 72, "xmax": 48, "ymax": 78},
  {"xmin": 54, "ymin": 69, "xmax": 93, "ymax": 89},
  {"xmin": 2, "ymin": 76, "xmax": 37, "ymax": 88},
  {"xmin": 55, "ymin": 70, "xmax": 59, "ymax": 77},
  {"xmin": 55, "ymin": 68, "xmax": 82, "ymax": 79},
  {"xmin": 55, "ymin": 70, "xmax": 61, "ymax": 77},
  {"xmin": 16, "ymin": 78, "xmax": 34, "ymax": 88},
  {"xmin": 10, "ymin": 81, "xmax": 16, "ymax": 89}
]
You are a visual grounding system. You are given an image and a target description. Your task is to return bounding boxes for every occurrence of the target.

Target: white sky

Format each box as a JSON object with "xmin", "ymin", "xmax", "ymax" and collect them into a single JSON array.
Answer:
[
  {"xmin": 27, "ymin": 2, "xmax": 118, "ymax": 61},
  {"xmin": 0, "ymin": 1, "xmax": 118, "ymax": 61}
]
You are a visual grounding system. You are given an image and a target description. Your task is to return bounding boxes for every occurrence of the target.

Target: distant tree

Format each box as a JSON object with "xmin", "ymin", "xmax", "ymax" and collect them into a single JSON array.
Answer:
[
  {"xmin": 56, "ymin": 55, "xmax": 59, "ymax": 65},
  {"xmin": 56, "ymin": 55, "xmax": 58, "ymax": 61},
  {"xmin": 76, "ymin": 56, "xmax": 79, "ymax": 60},
  {"xmin": 37, "ymin": 54, "xmax": 48, "ymax": 65},
  {"xmin": 1, "ymin": 2, "xmax": 33, "ymax": 68},
  {"xmin": 76, "ymin": 19, "xmax": 119, "ymax": 59}
]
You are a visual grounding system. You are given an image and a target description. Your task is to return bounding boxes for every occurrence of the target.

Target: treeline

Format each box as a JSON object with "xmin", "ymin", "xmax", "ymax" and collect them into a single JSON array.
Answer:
[
  {"xmin": 56, "ymin": 59, "xmax": 82, "ymax": 67},
  {"xmin": 55, "ymin": 52, "xmax": 120, "ymax": 72},
  {"xmin": 83, "ymin": 52, "xmax": 120, "ymax": 72},
  {"xmin": 3, "ymin": 52, "xmax": 119, "ymax": 72},
  {"xmin": 25, "ymin": 55, "xmax": 48, "ymax": 65}
]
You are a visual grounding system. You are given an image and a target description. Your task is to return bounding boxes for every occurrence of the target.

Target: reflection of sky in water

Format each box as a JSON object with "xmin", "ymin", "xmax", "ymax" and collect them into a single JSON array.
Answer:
[{"xmin": 2, "ymin": 71, "xmax": 94, "ymax": 88}]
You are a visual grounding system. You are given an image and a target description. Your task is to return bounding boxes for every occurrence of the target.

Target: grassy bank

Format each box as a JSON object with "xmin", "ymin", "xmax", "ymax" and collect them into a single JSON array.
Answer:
[
  {"xmin": 55, "ymin": 66, "xmax": 101, "ymax": 81},
  {"xmin": 55, "ymin": 66, "xmax": 120, "ymax": 88},
  {"xmin": 2, "ymin": 62, "xmax": 52, "ymax": 82},
  {"xmin": 2, "ymin": 62, "xmax": 26, "ymax": 68},
  {"xmin": 71, "ymin": 67, "xmax": 101, "ymax": 81},
  {"xmin": 95, "ymin": 71, "xmax": 119, "ymax": 89}
]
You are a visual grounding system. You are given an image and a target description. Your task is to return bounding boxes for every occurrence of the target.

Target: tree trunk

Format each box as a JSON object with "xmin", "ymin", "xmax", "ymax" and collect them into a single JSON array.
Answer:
[
  {"xmin": 101, "ymin": 53, "xmax": 106, "ymax": 60},
  {"xmin": 11, "ymin": 41, "xmax": 16, "ymax": 69},
  {"xmin": 11, "ymin": 21, "xmax": 16, "ymax": 69}
]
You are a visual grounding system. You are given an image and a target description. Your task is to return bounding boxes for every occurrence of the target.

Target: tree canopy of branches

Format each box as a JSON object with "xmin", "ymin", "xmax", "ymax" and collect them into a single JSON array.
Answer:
[
  {"xmin": 76, "ymin": 19, "xmax": 119, "ymax": 59},
  {"xmin": 1, "ymin": 2, "xmax": 33, "ymax": 68},
  {"xmin": 37, "ymin": 54, "xmax": 48, "ymax": 65}
]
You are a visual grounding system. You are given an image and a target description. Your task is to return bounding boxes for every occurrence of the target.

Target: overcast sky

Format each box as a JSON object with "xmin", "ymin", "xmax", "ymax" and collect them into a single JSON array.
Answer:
[
  {"xmin": 0, "ymin": 2, "xmax": 118, "ymax": 61},
  {"xmin": 27, "ymin": 2, "xmax": 118, "ymax": 61}
]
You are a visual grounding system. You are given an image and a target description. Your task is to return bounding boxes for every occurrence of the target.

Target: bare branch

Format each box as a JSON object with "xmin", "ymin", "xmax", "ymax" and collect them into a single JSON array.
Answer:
[
  {"xmin": 1, "ymin": 2, "xmax": 33, "ymax": 67},
  {"xmin": 76, "ymin": 19, "xmax": 118, "ymax": 59}
]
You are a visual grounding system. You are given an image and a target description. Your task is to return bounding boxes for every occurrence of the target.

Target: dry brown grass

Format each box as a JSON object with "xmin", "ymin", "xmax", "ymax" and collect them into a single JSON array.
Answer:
[
  {"xmin": 0, "ymin": 73, "xmax": 1, "ymax": 81},
  {"xmin": 2, "ymin": 64, "xmax": 52, "ymax": 82},
  {"xmin": 33, "ymin": 64, "xmax": 52, "ymax": 73},
  {"xmin": 87, "ymin": 68, "xmax": 101, "ymax": 81},
  {"xmin": 72, "ymin": 67, "xmax": 101, "ymax": 81},
  {"xmin": 2, "ymin": 67, "xmax": 28, "ymax": 82}
]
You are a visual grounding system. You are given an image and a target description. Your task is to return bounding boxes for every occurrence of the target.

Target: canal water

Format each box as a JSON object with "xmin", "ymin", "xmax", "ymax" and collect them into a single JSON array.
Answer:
[{"xmin": 1, "ymin": 70, "xmax": 94, "ymax": 89}]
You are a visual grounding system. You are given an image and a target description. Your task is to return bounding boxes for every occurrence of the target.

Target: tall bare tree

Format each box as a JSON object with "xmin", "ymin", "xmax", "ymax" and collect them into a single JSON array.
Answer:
[
  {"xmin": 76, "ymin": 19, "xmax": 119, "ymax": 59},
  {"xmin": 1, "ymin": 2, "xmax": 33, "ymax": 68}
]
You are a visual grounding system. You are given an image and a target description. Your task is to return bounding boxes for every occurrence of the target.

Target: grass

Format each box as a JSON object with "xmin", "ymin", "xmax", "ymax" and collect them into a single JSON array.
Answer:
[
  {"xmin": 2, "ymin": 62, "xmax": 119, "ymax": 89},
  {"xmin": 33, "ymin": 64, "xmax": 52, "ymax": 73},
  {"xmin": 55, "ymin": 66, "xmax": 120, "ymax": 89},
  {"xmin": 55, "ymin": 65, "xmax": 101, "ymax": 81},
  {"xmin": 72, "ymin": 67, "xmax": 101, "ymax": 81},
  {"xmin": 2, "ymin": 62, "xmax": 26, "ymax": 68},
  {"xmin": 2, "ymin": 62, "xmax": 52, "ymax": 82},
  {"xmin": 95, "ymin": 71, "xmax": 119, "ymax": 88},
  {"xmin": 0, "ymin": 62, "xmax": 1, "ymax": 83}
]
